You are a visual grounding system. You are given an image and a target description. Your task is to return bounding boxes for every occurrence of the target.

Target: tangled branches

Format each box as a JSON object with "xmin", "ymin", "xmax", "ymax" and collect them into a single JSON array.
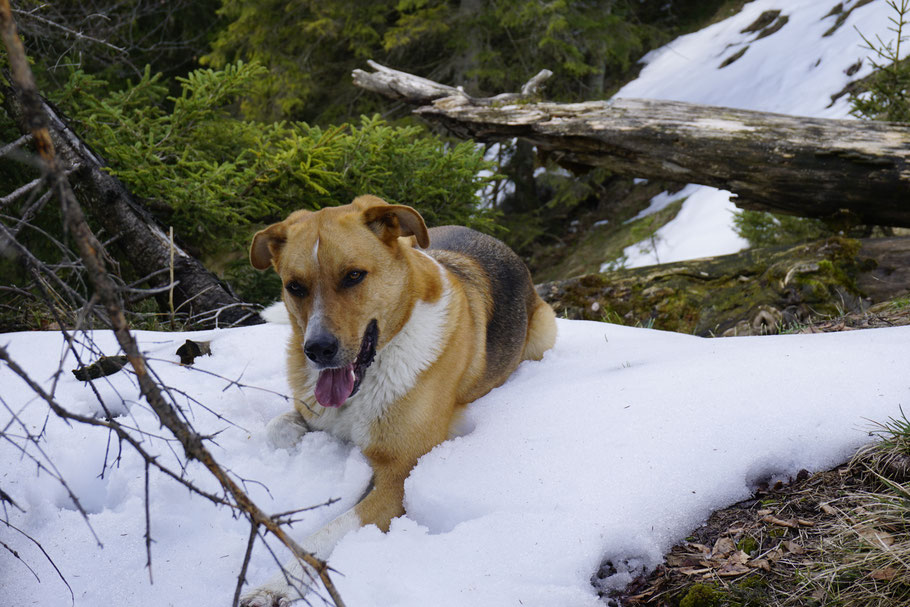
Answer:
[{"xmin": 0, "ymin": 3, "xmax": 344, "ymax": 605}]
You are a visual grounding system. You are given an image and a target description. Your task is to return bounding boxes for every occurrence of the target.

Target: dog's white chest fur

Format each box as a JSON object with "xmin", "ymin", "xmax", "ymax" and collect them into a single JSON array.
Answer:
[{"xmin": 306, "ymin": 272, "xmax": 452, "ymax": 448}]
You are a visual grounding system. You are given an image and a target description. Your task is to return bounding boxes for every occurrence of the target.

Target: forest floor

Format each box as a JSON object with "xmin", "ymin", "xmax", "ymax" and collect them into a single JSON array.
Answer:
[{"xmin": 609, "ymin": 299, "xmax": 910, "ymax": 607}]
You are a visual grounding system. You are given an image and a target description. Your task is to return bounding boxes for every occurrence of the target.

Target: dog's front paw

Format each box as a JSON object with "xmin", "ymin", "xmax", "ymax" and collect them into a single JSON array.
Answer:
[
  {"xmin": 266, "ymin": 410, "xmax": 309, "ymax": 450},
  {"xmin": 239, "ymin": 587, "xmax": 294, "ymax": 607}
]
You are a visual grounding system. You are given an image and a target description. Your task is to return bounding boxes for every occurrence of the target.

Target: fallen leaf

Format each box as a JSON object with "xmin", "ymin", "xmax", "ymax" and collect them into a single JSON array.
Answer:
[
  {"xmin": 717, "ymin": 563, "xmax": 751, "ymax": 577},
  {"xmin": 749, "ymin": 558, "xmax": 771, "ymax": 572},
  {"xmin": 72, "ymin": 355, "xmax": 129, "ymax": 381},
  {"xmin": 711, "ymin": 537, "xmax": 736, "ymax": 558},
  {"xmin": 856, "ymin": 524, "xmax": 895, "ymax": 547},
  {"xmin": 765, "ymin": 549, "xmax": 783, "ymax": 562},
  {"xmin": 666, "ymin": 554, "xmax": 701, "ymax": 568},
  {"xmin": 783, "ymin": 540, "xmax": 805, "ymax": 555},
  {"xmin": 728, "ymin": 551, "xmax": 750, "ymax": 566},
  {"xmin": 871, "ymin": 566, "xmax": 899, "ymax": 581},
  {"xmin": 176, "ymin": 339, "xmax": 212, "ymax": 365},
  {"xmin": 819, "ymin": 503, "xmax": 837, "ymax": 515}
]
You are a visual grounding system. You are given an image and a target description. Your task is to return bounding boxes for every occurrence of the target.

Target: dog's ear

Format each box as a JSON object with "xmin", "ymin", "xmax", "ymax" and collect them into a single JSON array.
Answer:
[
  {"xmin": 250, "ymin": 209, "xmax": 313, "ymax": 270},
  {"xmin": 356, "ymin": 195, "xmax": 430, "ymax": 249},
  {"xmin": 250, "ymin": 222, "xmax": 287, "ymax": 270}
]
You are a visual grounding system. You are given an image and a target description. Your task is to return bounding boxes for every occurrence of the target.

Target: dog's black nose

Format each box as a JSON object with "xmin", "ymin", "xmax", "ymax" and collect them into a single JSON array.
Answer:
[{"xmin": 304, "ymin": 334, "xmax": 339, "ymax": 365}]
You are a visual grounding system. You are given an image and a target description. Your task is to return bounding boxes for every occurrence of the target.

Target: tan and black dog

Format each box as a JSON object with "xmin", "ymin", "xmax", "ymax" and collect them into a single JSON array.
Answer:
[{"xmin": 241, "ymin": 195, "xmax": 556, "ymax": 605}]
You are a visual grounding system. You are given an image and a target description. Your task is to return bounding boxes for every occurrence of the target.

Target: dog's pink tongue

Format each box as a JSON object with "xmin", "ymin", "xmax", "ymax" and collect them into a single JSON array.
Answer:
[{"xmin": 314, "ymin": 364, "xmax": 355, "ymax": 408}]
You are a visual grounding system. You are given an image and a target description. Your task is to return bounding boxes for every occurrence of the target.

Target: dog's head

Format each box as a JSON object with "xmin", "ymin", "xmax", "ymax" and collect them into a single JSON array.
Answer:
[{"xmin": 250, "ymin": 195, "xmax": 430, "ymax": 408}]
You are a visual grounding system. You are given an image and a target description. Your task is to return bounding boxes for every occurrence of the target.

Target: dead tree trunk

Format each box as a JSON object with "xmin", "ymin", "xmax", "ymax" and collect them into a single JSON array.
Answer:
[
  {"xmin": 353, "ymin": 61, "xmax": 910, "ymax": 228},
  {"xmin": 2, "ymin": 85, "xmax": 263, "ymax": 328}
]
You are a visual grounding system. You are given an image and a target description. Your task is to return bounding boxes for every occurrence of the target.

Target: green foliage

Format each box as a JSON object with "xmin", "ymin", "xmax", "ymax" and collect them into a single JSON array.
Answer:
[
  {"xmin": 203, "ymin": 0, "xmax": 668, "ymax": 122},
  {"xmin": 51, "ymin": 61, "xmax": 497, "ymax": 302},
  {"xmin": 55, "ymin": 61, "xmax": 495, "ymax": 240},
  {"xmin": 850, "ymin": 0, "xmax": 910, "ymax": 122},
  {"xmin": 732, "ymin": 210, "xmax": 832, "ymax": 248},
  {"xmin": 331, "ymin": 115, "xmax": 498, "ymax": 230}
]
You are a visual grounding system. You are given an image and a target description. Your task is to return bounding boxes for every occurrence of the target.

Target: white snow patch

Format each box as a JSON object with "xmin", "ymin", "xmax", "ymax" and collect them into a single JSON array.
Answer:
[
  {"xmin": 609, "ymin": 0, "xmax": 906, "ymax": 266},
  {"xmin": 2, "ymin": 320, "xmax": 910, "ymax": 605}
]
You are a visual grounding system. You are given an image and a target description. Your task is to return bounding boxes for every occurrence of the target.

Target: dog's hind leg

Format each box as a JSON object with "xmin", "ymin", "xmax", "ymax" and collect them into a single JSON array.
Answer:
[{"xmin": 521, "ymin": 300, "xmax": 557, "ymax": 362}]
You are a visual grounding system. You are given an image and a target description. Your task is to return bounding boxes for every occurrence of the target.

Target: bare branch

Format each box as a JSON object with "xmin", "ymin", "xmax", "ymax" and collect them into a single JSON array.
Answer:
[
  {"xmin": 0, "ymin": 5, "xmax": 346, "ymax": 602},
  {"xmin": 0, "ymin": 132, "xmax": 31, "ymax": 158},
  {"xmin": 12, "ymin": 8, "xmax": 126, "ymax": 53}
]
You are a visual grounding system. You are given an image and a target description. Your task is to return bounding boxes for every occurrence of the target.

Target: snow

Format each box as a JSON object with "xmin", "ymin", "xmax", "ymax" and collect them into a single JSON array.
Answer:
[
  {"xmin": 611, "ymin": 0, "xmax": 907, "ymax": 268},
  {"xmin": 3, "ymin": 319, "xmax": 910, "ymax": 606},
  {"xmin": 608, "ymin": 185, "xmax": 744, "ymax": 269},
  {"xmin": 5, "ymin": 2, "xmax": 910, "ymax": 605}
]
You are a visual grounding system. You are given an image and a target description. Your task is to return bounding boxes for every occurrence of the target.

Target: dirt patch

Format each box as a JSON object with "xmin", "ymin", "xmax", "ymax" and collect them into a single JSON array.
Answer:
[
  {"xmin": 823, "ymin": 0, "xmax": 875, "ymax": 37},
  {"xmin": 603, "ymin": 465, "xmax": 864, "ymax": 606},
  {"xmin": 719, "ymin": 47, "xmax": 749, "ymax": 69},
  {"xmin": 741, "ymin": 10, "xmax": 781, "ymax": 34}
]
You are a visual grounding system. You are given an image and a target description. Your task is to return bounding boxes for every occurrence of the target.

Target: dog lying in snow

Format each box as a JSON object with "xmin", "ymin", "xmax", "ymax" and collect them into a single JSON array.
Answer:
[{"xmin": 241, "ymin": 195, "xmax": 556, "ymax": 605}]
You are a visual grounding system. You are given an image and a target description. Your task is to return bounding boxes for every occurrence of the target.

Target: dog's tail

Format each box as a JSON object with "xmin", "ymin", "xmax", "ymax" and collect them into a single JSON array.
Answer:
[
  {"xmin": 261, "ymin": 301, "xmax": 290, "ymax": 324},
  {"xmin": 522, "ymin": 300, "xmax": 557, "ymax": 361}
]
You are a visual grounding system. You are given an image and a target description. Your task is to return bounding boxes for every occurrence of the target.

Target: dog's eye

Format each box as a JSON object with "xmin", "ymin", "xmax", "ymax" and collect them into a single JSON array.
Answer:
[
  {"xmin": 285, "ymin": 280, "xmax": 308, "ymax": 298},
  {"xmin": 341, "ymin": 270, "xmax": 367, "ymax": 288}
]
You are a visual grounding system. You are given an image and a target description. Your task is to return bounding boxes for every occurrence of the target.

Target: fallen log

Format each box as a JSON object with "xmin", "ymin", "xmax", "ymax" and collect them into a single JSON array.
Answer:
[
  {"xmin": 353, "ymin": 61, "xmax": 910, "ymax": 228},
  {"xmin": 1, "ymin": 85, "xmax": 263, "ymax": 328}
]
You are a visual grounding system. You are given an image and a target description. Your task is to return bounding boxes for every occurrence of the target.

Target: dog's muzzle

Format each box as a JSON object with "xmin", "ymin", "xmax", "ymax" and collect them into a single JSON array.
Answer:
[{"xmin": 310, "ymin": 320, "xmax": 378, "ymax": 408}]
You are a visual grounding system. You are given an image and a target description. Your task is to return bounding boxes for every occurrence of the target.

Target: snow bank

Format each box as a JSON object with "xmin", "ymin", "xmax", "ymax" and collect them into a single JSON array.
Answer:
[
  {"xmin": 2, "ymin": 319, "xmax": 909, "ymax": 605},
  {"xmin": 613, "ymin": 0, "xmax": 906, "ymax": 267}
]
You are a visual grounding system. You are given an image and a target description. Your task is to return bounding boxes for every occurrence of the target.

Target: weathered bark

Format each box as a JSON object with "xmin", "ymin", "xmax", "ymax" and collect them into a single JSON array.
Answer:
[
  {"xmin": 1, "ymin": 85, "xmax": 263, "ymax": 328},
  {"xmin": 537, "ymin": 236, "xmax": 910, "ymax": 337},
  {"xmin": 353, "ymin": 61, "xmax": 910, "ymax": 228}
]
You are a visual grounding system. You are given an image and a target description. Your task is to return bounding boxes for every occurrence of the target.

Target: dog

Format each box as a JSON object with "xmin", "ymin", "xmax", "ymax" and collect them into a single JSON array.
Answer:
[{"xmin": 241, "ymin": 195, "xmax": 557, "ymax": 605}]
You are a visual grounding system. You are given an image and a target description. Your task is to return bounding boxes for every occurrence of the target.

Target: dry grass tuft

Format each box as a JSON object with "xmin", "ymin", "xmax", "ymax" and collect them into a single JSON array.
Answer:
[{"xmin": 804, "ymin": 415, "xmax": 910, "ymax": 606}]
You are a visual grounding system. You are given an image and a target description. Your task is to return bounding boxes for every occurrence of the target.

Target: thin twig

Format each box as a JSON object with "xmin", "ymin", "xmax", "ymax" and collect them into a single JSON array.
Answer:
[
  {"xmin": 168, "ymin": 225, "xmax": 175, "ymax": 329},
  {"xmin": 11, "ymin": 8, "xmax": 126, "ymax": 53},
  {"xmin": 144, "ymin": 460, "xmax": 153, "ymax": 584},
  {"xmin": 0, "ymin": 132, "xmax": 31, "ymax": 158},
  {"xmin": 234, "ymin": 523, "xmax": 260, "ymax": 607},
  {"xmin": 2, "ymin": 521, "xmax": 75, "ymax": 606}
]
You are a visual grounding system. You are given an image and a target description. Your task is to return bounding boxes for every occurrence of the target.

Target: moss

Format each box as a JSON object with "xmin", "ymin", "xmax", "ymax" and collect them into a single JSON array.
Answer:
[
  {"xmin": 890, "ymin": 296, "xmax": 910, "ymax": 310},
  {"xmin": 737, "ymin": 535, "xmax": 759, "ymax": 555},
  {"xmin": 676, "ymin": 577, "xmax": 773, "ymax": 607},
  {"xmin": 541, "ymin": 236, "xmax": 871, "ymax": 336},
  {"xmin": 679, "ymin": 583, "xmax": 724, "ymax": 607},
  {"xmin": 768, "ymin": 526, "xmax": 788, "ymax": 538}
]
